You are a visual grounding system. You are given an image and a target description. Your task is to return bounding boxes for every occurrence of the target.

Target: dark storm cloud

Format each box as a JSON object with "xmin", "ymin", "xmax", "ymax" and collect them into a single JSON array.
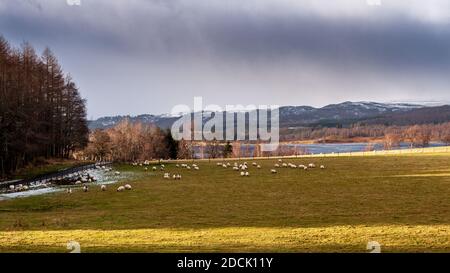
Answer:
[{"xmin": 1, "ymin": 0, "xmax": 450, "ymax": 117}]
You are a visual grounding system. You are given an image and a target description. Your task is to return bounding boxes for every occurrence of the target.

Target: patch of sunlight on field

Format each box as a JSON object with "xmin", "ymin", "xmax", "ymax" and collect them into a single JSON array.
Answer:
[
  {"xmin": 1, "ymin": 225, "xmax": 450, "ymax": 253},
  {"xmin": 393, "ymin": 173, "xmax": 450, "ymax": 177}
]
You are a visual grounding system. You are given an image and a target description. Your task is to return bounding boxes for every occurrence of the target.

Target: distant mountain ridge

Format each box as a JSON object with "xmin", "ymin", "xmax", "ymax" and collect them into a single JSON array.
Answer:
[{"xmin": 88, "ymin": 101, "xmax": 450, "ymax": 130}]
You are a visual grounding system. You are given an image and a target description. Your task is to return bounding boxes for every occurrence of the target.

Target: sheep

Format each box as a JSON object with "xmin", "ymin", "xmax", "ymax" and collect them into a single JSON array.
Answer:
[
  {"xmin": 252, "ymin": 162, "xmax": 257, "ymax": 166},
  {"xmin": 217, "ymin": 162, "xmax": 223, "ymax": 166},
  {"xmin": 176, "ymin": 164, "xmax": 180, "ymax": 168},
  {"xmin": 186, "ymin": 166, "xmax": 191, "ymax": 170},
  {"xmin": 320, "ymin": 165, "xmax": 326, "ymax": 169},
  {"xmin": 245, "ymin": 172, "xmax": 249, "ymax": 177},
  {"xmin": 233, "ymin": 166, "xmax": 239, "ymax": 171},
  {"xmin": 303, "ymin": 166, "xmax": 308, "ymax": 170},
  {"xmin": 227, "ymin": 162, "xmax": 231, "ymax": 166},
  {"xmin": 124, "ymin": 184, "xmax": 132, "ymax": 190},
  {"xmin": 144, "ymin": 167, "xmax": 148, "ymax": 171},
  {"xmin": 257, "ymin": 165, "xmax": 261, "ymax": 169},
  {"xmin": 66, "ymin": 188, "xmax": 72, "ymax": 194},
  {"xmin": 222, "ymin": 164, "xmax": 227, "ymax": 168},
  {"xmin": 9, "ymin": 185, "xmax": 14, "ymax": 190},
  {"xmin": 115, "ymin": 171, "xmax": 121, "ymax": 175},
  {"xmin": 192, "ymin": 164, "xmax": 198, "ymax": 167},
  {"xmin": 152, "ymin": 166, "xmax": 157, "ymax": 171},
  {"xmin": 101, "ymin": 185, "xmax": 107, "ymax": 191},
  {"xmin": 163, "ymin": 173, "xmax": 170, "ymax": 179},
  {"xmin": 161, "ymin": 164, "xmax": 165, "ymax": 168},
  {"xmin": 75, "ymin": 180, "xmax": 82, "ymax": 185},
  {"xmin": 173, "ymin": 174, "xmax": 177, "ymax": 179},
  {"xmin": 240, "ymin": 171, "xmax": 245, "ymax": 176},
  {"xmin": 117, "ymin": 186, "xmax": 125, "ymax": 192},
  {"xmin": 22, "ymin": 185, "xmax": 29, "ymax": 191},
  {"xmin": 271, "ymin": 169, "xmax": 277, "ymax": 174},
  {"xmin": 274, "ymin": 163, "xmax": 280, "ymax": 168},
  {"xmin": 83, "ymin": 185, "xmax": 89, "ymax": 192},
  {"xmin": 282, "ymin": 163, "xmax": 288, "ymax": 168},
  {"xmin": 308, "ymin": 163, "xmax": 316, "ymax": 168},
  {"xmin": 194, "ymin": 166, "xmax": 200, "ymax": 170},
  {"xmin": 278, "ymin": 159, "xmax": 282, "ymax": 163}
]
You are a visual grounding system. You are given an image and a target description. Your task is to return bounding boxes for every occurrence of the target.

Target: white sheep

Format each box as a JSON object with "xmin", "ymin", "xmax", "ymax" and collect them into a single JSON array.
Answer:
[
  {"xmin": 274, "ymin": 163, "xmax": 280, "ymax": 168},
  {"xmin": 233, "ymin": 166, "xmax": 239, "ymax": 171},
  {"xmin": 164, "ymin": 173, "xmax": 170, "ymax": 179},
  {"xmin": 194, "ymin": 166, "xmax": 200, "ymax": 170},
  {"xmin": 9, "ymin": 185, "xmax": 14, "ymax": 190},
  {"xmin": 115, "ymin": 171, "xmax": 121, "ymax": 175},
  {"xmin": 252, "ymin": 162, "xmax": 257, "ymax": 166},
  {"xmin": 66, "ymin": 188, "xmax": 72, "ymax": 194},
  {"xmin": 101, "ymin": 185, "xmax": 107, "ymax": 191},
  {"xmin": 257, "ymin": 165, "xmax": 261, "ymax": 169},
  {"xmin": 176, "ymin": 174, "xmax": 182, "ymax": 180},
  {"xmin": 144, "ymin": 167, "xmax": 148, "ymax": 171},
  {"xmin": 217, "ymin": 162, "xmax": 223, "ymax": 166},
  {"xmin": 308, "ymin": 163, "xmax": 316, "ymax": 168},
  {"xmin": 282, "ymin": 163, "xmax": 288, "ymax": 168},
  {"xmin": 240, "ymin": 171, "xmax": 245, "ymax": 176},
  {"xmin": 117, "ymin": 186, "xmax": 125, "ymax": 192},
  {"xmin": 278, "ymin": 159, "xmax": 282, "ymax": 163},
  {"xmin": 271, "ymin": 169, "xmax": 277, "ymax": 174},
  {"xmin": 245, "ymin": 172, "xmax": 249, "ymax": 176},
  {"xmin": 320, "ymin": 165, "xmax": 326, "ymax": 169},
  {"xmin": 83, "ymin": 185, "xmax": 89, "ymax": 192},
  {"xmin": 186, "ymin": 166, "xmax": 191, "ymax": 170},
  {"xmin": 176, "ymin": 164, "xmax": 180, "ymax": 168},
  {"xmin": 125, "ymin": 184, "xmax": 132, "ymax": 190}
]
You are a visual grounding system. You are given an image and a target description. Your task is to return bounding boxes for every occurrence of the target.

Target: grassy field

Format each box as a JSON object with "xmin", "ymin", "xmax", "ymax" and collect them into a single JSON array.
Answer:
[{"xmin": 0, "ymin": 153, "xmax": 450, "ymax": 252}]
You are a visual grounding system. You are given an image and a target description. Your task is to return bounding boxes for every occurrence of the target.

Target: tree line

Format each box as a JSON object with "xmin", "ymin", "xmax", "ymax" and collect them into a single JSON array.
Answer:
[{"xmin": 0, "ymin": 36, "xmax": 88, "ymax": 177}]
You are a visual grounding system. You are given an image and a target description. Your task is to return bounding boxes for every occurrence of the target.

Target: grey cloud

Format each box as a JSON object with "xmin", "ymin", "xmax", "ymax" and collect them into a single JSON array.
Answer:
[{"xmin": 1, "ymin": 0, "xmax": 450, "ymax": 118}]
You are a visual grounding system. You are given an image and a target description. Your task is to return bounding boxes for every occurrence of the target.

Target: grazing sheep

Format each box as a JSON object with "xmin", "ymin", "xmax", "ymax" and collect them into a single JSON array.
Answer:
[
  {"xmin": 83, "ymin": 185, "xmax": 89, "ymax": 192},
  {"xmin": 186, "ymin": 166, "xmax": 191, "ymax": 170},
  {"xmin": 66, "ymin": 188, "xmax": 72, "ymax": 194},
  {"xmin": 278, "ymin": 159, "xmax": 282, "ymax": 163},
  {"xmin": 271, "ymin": 169, "xmax": 277, "ymax": 174},
  {"xmin": 125, "ymin": 184, "xmax": 132, "ymax": 190},
  {"xmin": 217, "ymin": 162, "xmax": 223, "ymax": 166},
  {"xmin": 173, "ymin": 174, "xmax": 177, "ymax": 179},
  {"xmin": 9, "ymin": 185, "xmax": 14, "ymax": 190},
  {"xmin": 274, "ymin": 163, "xmax": 280, "ymax": 168},
  {"xmin": 233, "ymin": 166, "xmax": 239, "ymax": 171},
  {"xmin": 194, "ymin": 166, "xmax": 200, "ymax": 170},
  {"xmin": 101, "ymin": 185, "xmax": 107, "ymax": 191},
  {"xmin": 222, "ymin": 164, "xmax": 227, "ymax": 168},
  {"xmin": 303, "ymin": 166, "xmax": 308, "ymax": 170},
  {"xmin": 252, "ymin": 162, "xmax": 257, "ymax": 166},
  {"xmin": 308, "ymin": 163, "xmax": 316, "ymax": 168},
  {"xmin": 164, "ymin": 173, "xmax": 170, "ymax": 179},
  {"xmin": 117, "ymin": 186, "xmax": 125, "ymax": 192},
  {"xmin": 176, "ymin": 174, "xmax": 182, "ymax": 180},
  {"xmin": 245, "ymin": 172, "xmax": 249, "ymax": 177},
  {"xmin": 257, "ymin": 165, "xmax": 261, "ymax": 169},
  {"xmin": 75, "ymin": 180, "xmax": 82, "ymax": 185},
  {"xmin": 282, "ymin": 163, "xmax": 288, "ymax": 168},
  {"xmin": 115, "ymin": 171, "xmax": 121, "ymax": 175},
  {"xmin": 176, "ymin": 164, "xmax": 180, "ymax": 168},
  {"xmin": 144, "ymin": 167, "xmax": 148, "ymax": 171},
  {"xmin": 227, "ymin": 162, "xmax": 231, "ymax": 166},
  {"xmin": 152, "ymin": 166, "xmax": 157, "ymax": 171},
  {"xmin": 320, "ymin": 165, "xmax": 325, "ymax": 169},
  {"xmin": 192, "ymin": 164, "xmax": 198, "ymax": 167},
  {"xmin": 161, "ymin": 164, "xmax": 165, "ymax": 168},
  {"xmin": 240, "ymin": 171, "xmax": 245, "ymax": 176}
]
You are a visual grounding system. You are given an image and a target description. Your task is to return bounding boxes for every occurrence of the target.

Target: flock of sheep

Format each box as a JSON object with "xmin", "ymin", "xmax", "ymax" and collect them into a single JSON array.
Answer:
[
  {"xmin": 69, "ymin": 158, "xmax": 326, "ymax": 194},
  {"xmin": 214, "ymin": 158, "xmax": 325, "ymax": 177}
]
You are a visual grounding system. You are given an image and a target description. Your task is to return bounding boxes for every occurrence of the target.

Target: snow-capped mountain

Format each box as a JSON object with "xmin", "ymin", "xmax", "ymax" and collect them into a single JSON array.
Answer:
[{"xmin": 88, "ymin": 101, "xmax": 448, "ymax": 130}]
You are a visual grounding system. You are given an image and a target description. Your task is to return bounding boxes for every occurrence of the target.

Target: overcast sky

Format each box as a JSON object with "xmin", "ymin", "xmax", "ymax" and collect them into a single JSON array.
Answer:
[{"xmin": 1, "ymin": 0, "xmax": 450, "ymax": 118}]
